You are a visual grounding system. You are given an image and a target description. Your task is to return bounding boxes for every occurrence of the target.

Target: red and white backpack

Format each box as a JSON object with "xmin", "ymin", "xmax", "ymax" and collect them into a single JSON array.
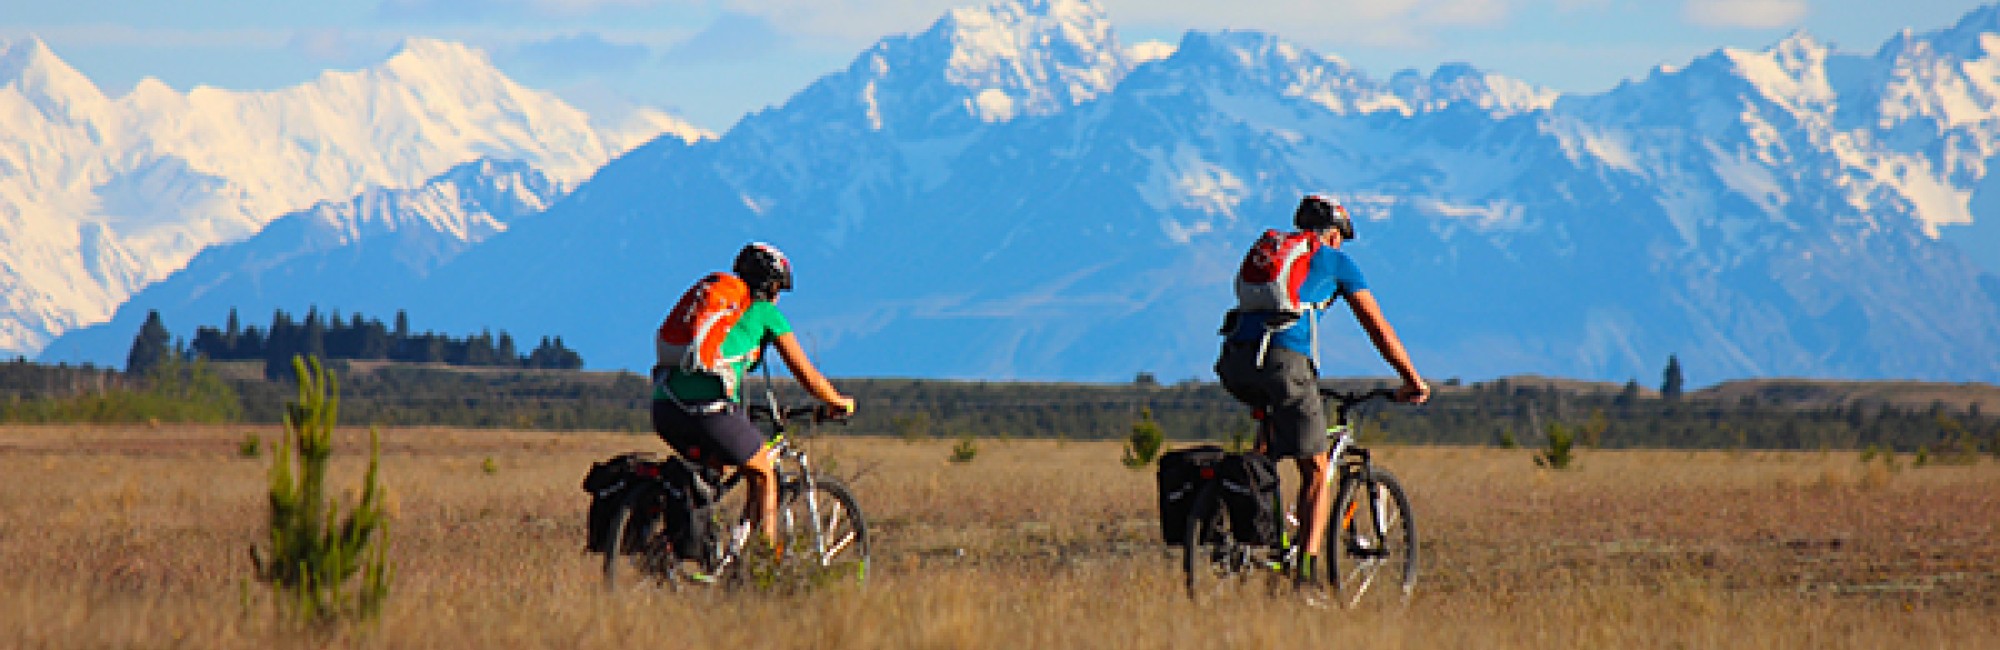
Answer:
[{"xmin": 1233, "ymin": 229, "xmax": 1325, "ymax": 319}]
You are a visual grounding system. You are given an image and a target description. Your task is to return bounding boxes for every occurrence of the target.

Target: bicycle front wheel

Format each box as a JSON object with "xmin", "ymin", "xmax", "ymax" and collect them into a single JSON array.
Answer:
[
  {"xmin": 774, "ymin": 477, "xmax": 870, "ymax": 585},
  {"xmin": 601, "ymin": 488, "xmax": 674, "ymax": 590},
  {"xmin": 1327, "ymin": 467, "xmax": 1418, "ymax": 607}
]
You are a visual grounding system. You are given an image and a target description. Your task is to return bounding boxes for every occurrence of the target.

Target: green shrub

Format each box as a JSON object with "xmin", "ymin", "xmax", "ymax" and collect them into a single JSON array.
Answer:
[
  {"xmin": 1121, "ymin": 408, "xmax": 1164, "ymax": 468},
  {"xmin": 1534, "ymin": 421, "xmax": 1577, "ymax": 470},
  {"xmin": 949, "ymin": 435, "xmax": 979, "ymax": 464},
  {"xmin": 250, "ymin": 356, "xmax": 391, "ymax": 624},
  {"xmin": 238, "ymin": 433, "xmax": 262, "ymax": 458}
]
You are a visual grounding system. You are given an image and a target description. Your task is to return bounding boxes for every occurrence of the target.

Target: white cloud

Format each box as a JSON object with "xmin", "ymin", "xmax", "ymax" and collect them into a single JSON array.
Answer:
[
  {"xmin": 695, "ymin": 0, "xmax": 957, "ymax": 43},
  {"xmin": 288, "ymin": 28, "xmax": 370, "ymax": 64},
  {"xmin": 1420, "ymin": 0, "xmax": 1510, "ymax": 28},
  {"xmin": 1095, "ymin": 0, "xmax": 1519, "ymax": 49},
  {"xmin": 1682, "ymin": 0, "xmax": 1805, "ymax": 30},
  {"xmin": 6, "ymin": 24, "xmax": 295, "ymax": 49},
  {"xmin": 374, "ymin": 0, "xmax": 672, "ymax": 23}
]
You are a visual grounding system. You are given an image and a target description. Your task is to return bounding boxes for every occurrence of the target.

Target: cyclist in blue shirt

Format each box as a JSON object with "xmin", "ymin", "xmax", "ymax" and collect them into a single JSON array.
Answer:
[{"xmin": 1215, "ymin": 194, "xmax": 1429, "ymax": 590}]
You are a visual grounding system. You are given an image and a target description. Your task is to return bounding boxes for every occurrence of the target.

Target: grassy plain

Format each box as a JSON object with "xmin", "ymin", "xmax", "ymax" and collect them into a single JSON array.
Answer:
[{"xmin": 2, "ymin": 423, "xmax": 1996, "ymax": 649}]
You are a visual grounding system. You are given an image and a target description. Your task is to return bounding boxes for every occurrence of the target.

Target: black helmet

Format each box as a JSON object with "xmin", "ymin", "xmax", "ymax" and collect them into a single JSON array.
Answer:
[
  {"xmin": 1295, "ymin": 194, "xmax": 1355, "ymax": 240},
  {"xmin": 733, "ymin": 242, "xmax": 793, "ymax": 298}
]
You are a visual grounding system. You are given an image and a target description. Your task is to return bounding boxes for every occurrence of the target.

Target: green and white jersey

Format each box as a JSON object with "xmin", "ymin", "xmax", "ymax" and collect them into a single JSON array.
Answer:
[{"xmin": 655, "ymin": 300, "xmax": 793, "ymax": 403}]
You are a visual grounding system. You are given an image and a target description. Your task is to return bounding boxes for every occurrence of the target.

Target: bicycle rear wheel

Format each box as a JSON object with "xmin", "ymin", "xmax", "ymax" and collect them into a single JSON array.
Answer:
[
  {"xmin": 1327, "ymin": 467, "xmax": 1418, "ymax": 607},
  {"xmin": 773, "ymin": 477, "xmax": 870, "ymax": 585},
  {"xmin": 1181, "ymin": 482, "xmax": 1239, "ymax": 600},
  {"xmin": 601, "ymin": 488, "xmax": 675, "ymax": 590}
]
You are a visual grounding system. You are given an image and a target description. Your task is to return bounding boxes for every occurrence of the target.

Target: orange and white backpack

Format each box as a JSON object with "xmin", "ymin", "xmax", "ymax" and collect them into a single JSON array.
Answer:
[{"xmin": 656, "ymin": 272, "xmax": 755, "ymax": 397}]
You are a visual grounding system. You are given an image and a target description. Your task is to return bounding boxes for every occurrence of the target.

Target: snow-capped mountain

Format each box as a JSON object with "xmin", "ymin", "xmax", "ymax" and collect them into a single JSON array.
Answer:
[
  {"xmin": 42, "ymin": 0, "xmax": 2000, "ymax": 385},
  {"xmin": 42, "ymin": 158, "xmax": 566, "ymax": 363},
  {"xmin": 0, "ymin": 36, "xmax": 708, "ymax": 360}
]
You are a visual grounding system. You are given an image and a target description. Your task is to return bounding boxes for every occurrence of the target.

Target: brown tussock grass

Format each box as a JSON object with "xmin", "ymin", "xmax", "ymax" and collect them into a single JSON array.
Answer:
[{"xmin": 2, "ymin": 424, "xmax": 1996, "ymax": 649}]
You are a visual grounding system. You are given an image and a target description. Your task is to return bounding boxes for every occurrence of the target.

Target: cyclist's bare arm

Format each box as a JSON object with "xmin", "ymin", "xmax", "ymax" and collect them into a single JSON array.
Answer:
[
  {"xmin": 771, "ymin": 332, "xmax": 857, "ymax": 414},
  {"xmin": 1345, "ymin": 289, "xmax": 1430, "ymax": 404}
]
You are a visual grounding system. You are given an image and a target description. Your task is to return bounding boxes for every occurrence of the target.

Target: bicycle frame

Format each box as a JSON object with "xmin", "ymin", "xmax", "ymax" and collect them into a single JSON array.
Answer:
[
  {"xmin": 1322, "ymin": 389, "xmax": 1397, "ymax": 537},
  {"xmin": 1323, "ymin": 387, "xmax": 1395, "ymax": 472},
  {"xmin": 705, "ymin": 394, "xmax": 845, "ymax": 570}
]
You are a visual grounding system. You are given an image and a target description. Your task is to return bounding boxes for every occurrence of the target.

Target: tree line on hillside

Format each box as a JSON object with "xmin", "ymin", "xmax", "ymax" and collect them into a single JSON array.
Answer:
[
  {"xmin": 126, "ymin": 308, "xmax": 584, "ymax": 378},
  {"xmin": 753, "ymin": 375, "xmax": 1999, "ymax": 456},
  {"xmin": 5, "ymin": 354, "xmax": 1996, "ymax": 456}
]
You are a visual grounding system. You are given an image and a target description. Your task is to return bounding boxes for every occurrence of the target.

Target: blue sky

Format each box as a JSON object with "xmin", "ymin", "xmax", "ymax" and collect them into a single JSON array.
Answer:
[{"xmin": 1, "ymin": 0, "xmax": 1989, "ymax": 130}]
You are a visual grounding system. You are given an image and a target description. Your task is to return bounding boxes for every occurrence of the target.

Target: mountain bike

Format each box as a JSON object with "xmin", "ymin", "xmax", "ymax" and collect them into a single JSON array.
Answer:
[
  {"xmin": 599, "ymin": 398, "xmax": 870, "ymax": 590},
  {"xmin": 1181, "ymin": 387, "xmax": 1419, "ymax": 607}
]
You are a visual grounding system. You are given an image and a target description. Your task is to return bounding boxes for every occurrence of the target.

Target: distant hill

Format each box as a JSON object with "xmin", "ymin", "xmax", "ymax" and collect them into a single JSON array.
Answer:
[
  {"xmin": 1697, "ymin": 379, "xmax": 2000, "ymax": 417},
  {"xmin": 7, "ymin": 355, "xmax": 1993, "ymax": 453}
]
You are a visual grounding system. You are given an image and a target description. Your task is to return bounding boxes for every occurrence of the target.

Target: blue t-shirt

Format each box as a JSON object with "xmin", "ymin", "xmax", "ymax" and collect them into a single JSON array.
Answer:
[{"xmin": 1226, "ymin": 246, "xmax": 1369, "ymax": 357}]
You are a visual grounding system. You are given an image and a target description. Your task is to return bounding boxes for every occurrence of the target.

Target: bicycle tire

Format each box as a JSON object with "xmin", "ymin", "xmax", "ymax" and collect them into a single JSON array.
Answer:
[
  {"xmin": 1327, "ymin": 467, "xmax": 1418, "ymax": 607},
  {"xmin": 773, "ymin": 477, "xmax": 871, "ymax": 585},
  {"xmin": 1181, "ymin": 482, "xmax": 1236, "ymax": 600},
  {"xmin": 601, "ymin": 487, "xmax": 673, "ymax": 590}
]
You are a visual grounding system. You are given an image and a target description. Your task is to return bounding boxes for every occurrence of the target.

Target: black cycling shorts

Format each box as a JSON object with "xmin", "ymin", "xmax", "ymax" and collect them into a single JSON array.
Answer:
[{"xmin": 652, "ymin": 400, "xmax": 768, "ymax": 466}]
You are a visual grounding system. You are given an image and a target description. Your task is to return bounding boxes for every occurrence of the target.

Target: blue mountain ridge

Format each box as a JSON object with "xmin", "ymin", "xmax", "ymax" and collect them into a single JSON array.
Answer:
[{"xmin": 48, "ymin": 0, "xmax": 2000, "ymax": 386}]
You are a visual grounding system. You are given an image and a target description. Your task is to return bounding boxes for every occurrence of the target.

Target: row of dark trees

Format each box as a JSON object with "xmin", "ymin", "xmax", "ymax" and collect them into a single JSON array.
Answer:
[
  {"xmin": 128, "ymin": 308, "xmax": 583, "ymax": 378},
  {"xmin": 8, "ymin": 352, "xmax": 1996, "ymax": 452}
]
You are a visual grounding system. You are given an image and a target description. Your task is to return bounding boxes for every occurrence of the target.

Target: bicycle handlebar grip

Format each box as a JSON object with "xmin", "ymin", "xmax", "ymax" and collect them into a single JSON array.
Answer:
[{"xmin": 814, "ymin": 404, "xmax": 854, "ymax": 424}]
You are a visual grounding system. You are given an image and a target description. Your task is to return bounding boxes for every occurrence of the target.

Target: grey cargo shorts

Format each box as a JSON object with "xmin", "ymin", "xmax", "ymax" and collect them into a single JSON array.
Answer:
[{"xmin": 1214, "ymin": 342, "xmax": 1327, "ymax": 459}]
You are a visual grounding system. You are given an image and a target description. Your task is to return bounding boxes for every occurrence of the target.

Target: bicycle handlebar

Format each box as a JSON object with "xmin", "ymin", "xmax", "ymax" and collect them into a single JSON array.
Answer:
[
  {"xmin": 1318, "ymin": 387, "xmax": 1402, "ymax": 410},
  {"xmin": 747, "ymin": 403, "xmax": 852, "ymax": 427}
]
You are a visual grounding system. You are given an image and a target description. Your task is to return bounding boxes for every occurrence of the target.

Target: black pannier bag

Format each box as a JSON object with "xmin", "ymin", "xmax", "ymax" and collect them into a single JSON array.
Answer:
[
  {"xmin": 583, "ymin": 452, "xmax": 655, "ymax": 553},
  {"xmin": 1218, "ymin": 452, "xmax": 1281, "ymax": 546},
  {"xmin": 655, "ymin": 455, "xmax": 716, "ymax": 561},
  {"xmin": 1156, "ymin": 445, "xmax": 1228, "ymax": 545}
]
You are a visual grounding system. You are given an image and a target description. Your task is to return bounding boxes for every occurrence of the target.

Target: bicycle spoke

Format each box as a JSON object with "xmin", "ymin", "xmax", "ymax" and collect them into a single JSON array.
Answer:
[
  {"xmin": 820, "ymin": 498, "xmax": 849, "ymax": 558},
  {"xmin": 824, "ymin": 530, "xmax": 857, "ymax": 561},
  {"xmin": 1345, "ymin": 562, "xmax": 1384, "ymax": 607}
]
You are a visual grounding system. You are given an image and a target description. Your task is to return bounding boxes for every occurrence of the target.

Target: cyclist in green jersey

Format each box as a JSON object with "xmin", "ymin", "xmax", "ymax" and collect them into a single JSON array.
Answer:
[{"xmin": 652, "ymin": 243, "xmax": 856, "ymax": 550}]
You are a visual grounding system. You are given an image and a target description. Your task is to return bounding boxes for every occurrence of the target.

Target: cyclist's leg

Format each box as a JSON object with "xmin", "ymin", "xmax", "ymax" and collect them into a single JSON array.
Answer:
[
  {"xmin": 1249, "ymin": 348, "xmax": 1330, "ymax": 580},
  {"xmin": 739, "ymin": 444, "xmax": 780, "ymax": 548},
  {"xmin": 1293, "ymin": 452, "xmax": 1334, "ymax": 582}
]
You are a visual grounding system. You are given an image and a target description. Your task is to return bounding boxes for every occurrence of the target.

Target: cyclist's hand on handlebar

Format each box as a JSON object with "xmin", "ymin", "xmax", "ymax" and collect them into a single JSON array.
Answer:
[
  {"xmin": 819, "ymin": 395, "xmax": 857, "ymax": 422},
  {"xmin": 1396, "ymin": 378, "xmax": 1431, "ymax": 405}
]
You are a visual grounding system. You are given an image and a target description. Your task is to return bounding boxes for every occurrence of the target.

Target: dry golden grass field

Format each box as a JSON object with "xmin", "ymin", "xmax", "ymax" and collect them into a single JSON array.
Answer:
[{"xmin": 3, "ymin": 423, "xmax": 1997, "ymax": 649}]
